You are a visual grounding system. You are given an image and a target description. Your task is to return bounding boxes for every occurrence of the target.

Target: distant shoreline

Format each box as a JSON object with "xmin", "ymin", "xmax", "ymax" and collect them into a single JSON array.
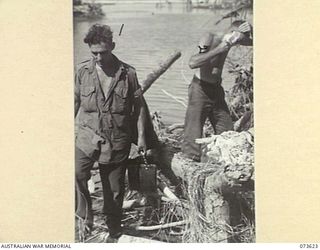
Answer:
[{"xmin": 82, "ymin": 0, "xmax": 186, "ymax": 4}]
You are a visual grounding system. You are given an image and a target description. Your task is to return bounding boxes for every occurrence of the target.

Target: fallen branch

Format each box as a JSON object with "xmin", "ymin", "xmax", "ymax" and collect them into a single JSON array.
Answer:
[
  {"xmin": 167, "ymin": 123, "xmax": 184, "ymax": 132},
  {"xmin": 161, "ymin": 89, "xmax": 187, "ymax": 107},
  {"xmin": 136, "ymin": 220, "xmax": 189, "ymax": 231},
  {"xmin": 85, "ymin": 233, "xmax": 106, "ymax": 243},
  {"xmin": 141, "ymin": 50, "xmax": 182, "ymax": 93},
  {"xmin": 158, "ymin": 177, "xmax": 180, "ymax": 201},
  {"xmin": 161, "ymin": 196, "xmax": 177, "ymax": 202},
  {"xmin": 90, "ymin": 194, "xmax": 103, "ymax": 200},
  {"xmin": 94, "ymin": 222, "xmax": 109, "ymax": 230},
  {"xmin": 122, "ymin": 199, "xmax": 138, "ymax": 209}
]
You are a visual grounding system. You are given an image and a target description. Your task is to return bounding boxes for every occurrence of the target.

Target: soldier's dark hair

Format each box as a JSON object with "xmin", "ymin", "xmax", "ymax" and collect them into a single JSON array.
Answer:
[{"xmin": 84, "ymin": 24, "xmax": 113, "ymax": 45}]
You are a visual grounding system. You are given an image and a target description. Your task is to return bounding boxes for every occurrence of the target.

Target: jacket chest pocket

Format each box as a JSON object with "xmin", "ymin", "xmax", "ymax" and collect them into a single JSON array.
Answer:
[
  {"xmin": 80, "ymin": 86, "xmax": 97, "ymax": 112},
  {"xmin": 111, "ymin": 85, "xmax": 129, "ymax": 114}
]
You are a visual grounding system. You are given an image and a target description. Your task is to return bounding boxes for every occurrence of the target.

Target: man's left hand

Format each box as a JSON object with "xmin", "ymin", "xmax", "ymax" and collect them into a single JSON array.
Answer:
[{"xmin": 137, "ymin": 137, "xmax": 147, "ymax": 154}]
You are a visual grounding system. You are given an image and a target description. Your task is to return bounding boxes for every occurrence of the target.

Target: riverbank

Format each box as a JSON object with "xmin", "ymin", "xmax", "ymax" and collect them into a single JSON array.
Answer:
[{"xmin": 75, "ymin": 116, "xmax": 254, "ymax": 243}]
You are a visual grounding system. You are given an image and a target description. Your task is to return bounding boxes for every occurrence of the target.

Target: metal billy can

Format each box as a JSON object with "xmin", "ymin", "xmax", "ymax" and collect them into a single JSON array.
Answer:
[{"xmin": 128, "ymin": 151, "xmax": 157, "ymax": 192}]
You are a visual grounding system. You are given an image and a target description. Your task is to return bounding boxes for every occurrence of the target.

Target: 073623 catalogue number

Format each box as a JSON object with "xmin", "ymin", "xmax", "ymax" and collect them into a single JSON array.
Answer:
[{"xmin": 300, "ymin": 244, "xmax": 319, "ymax": 248}]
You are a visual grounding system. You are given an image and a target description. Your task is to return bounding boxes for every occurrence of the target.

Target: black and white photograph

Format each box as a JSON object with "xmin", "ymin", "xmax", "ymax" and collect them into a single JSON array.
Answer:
[
  {"xmin": 73, "ymin": 0, "xmax": 254, "ymax": 243},
  {"xmin": 3, "ymin": 0, "xmax": 320, "ymax": 245}
]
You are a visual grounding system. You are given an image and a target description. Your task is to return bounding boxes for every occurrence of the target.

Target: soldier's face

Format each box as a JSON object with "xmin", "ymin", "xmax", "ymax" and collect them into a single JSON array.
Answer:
[{"xmin": 90, "ymin": 42, "xmax": 114, "ymax": 67}]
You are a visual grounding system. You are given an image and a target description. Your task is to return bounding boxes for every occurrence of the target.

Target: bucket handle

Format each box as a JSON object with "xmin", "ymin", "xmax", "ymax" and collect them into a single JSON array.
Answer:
[{"xmin": 138, "ymin": 149, "xmax": 149, "ymax": 166}]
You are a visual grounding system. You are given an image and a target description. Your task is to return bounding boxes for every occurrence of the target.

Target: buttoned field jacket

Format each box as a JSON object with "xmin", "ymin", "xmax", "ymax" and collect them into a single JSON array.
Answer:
[{"xmin": 75, "ymin": 56, "xmax": 142, "ymax": 164}]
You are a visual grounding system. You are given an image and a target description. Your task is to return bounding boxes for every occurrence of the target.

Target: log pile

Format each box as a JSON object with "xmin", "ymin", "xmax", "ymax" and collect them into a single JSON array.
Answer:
[{"xmin": 171, "ymin": 130, "xmax": 254, "ymax": 242}]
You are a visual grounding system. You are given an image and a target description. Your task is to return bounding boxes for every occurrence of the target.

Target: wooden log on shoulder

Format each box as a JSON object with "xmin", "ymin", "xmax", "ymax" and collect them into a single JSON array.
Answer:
[{"xmin": 140, "ymin": 50, "xmax": 182, "ymax": 93}]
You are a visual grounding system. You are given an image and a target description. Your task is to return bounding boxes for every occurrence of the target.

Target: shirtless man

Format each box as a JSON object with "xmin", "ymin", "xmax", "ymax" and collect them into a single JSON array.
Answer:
[{"xmin": 182, "ymin": 20, "xmax": 252, "ymax": 162}]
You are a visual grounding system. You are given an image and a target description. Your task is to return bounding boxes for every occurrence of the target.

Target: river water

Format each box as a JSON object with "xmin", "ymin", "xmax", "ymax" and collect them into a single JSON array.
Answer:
[{"xmin": 73, "ymin": 3, "xmax": 252, "ymax": 124}]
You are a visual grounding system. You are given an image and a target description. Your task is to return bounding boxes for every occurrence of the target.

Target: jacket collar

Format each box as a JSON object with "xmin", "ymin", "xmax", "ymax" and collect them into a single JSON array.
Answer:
[{"xmin": 86, "ymin": 55, "xmax": 125, "ymax": 82}]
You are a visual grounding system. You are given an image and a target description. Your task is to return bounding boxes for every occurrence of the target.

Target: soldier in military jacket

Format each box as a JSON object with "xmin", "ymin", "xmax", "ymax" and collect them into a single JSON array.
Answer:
[{"xmin": 74, "ymin": 24, "xmax": 147, "ymax": 242}]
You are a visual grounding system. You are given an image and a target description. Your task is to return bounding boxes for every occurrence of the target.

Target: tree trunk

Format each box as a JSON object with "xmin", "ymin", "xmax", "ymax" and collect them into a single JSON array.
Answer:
[{"xmin": 140, "ymin": 50, "xmax": 182, "ymax": 93}]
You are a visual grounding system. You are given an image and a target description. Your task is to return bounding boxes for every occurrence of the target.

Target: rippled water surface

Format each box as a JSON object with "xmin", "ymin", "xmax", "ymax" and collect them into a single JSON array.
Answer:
[{"xmin": 74, "ymin": 3, "xmax": 252, "ymax": 124}]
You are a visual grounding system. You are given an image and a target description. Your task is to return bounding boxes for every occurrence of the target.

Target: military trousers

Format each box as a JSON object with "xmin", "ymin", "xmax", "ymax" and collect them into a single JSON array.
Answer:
[
  {"xmin": 75, "ymin": 146, "xmax": 126, "ymax": 238},
  {"xmin": 182, "ymin": 76, "xmax": 233, "ymax": 162}
]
